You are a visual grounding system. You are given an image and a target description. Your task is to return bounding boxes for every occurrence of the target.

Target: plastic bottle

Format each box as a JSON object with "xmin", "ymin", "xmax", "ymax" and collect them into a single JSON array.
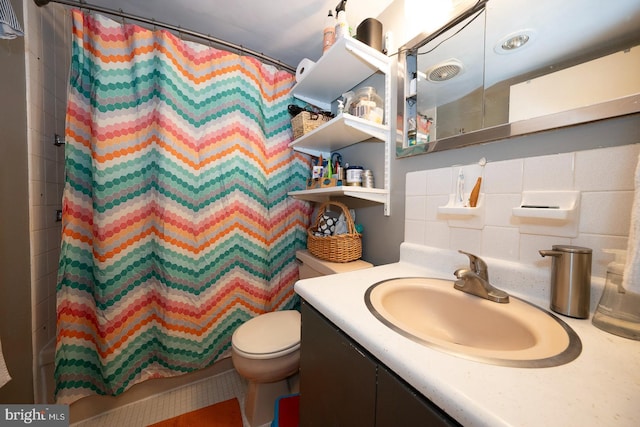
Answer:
[
  {"xmin": 336, "ymin": 6, "xmax": 351, "ymax": 39},
  {"xmin": 322, "ymin": 10, "xmax": 335, "ymax": 54}
]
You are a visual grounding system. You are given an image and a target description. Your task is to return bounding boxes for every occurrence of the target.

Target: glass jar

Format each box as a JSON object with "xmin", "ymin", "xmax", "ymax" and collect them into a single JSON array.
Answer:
[
  {"xmin": 350, "ymin": 87, "xmax": 383, "ymax": 124},
  {"xmin": 345, "ymin": 165, "xmax": 364, "ymax": 186}
]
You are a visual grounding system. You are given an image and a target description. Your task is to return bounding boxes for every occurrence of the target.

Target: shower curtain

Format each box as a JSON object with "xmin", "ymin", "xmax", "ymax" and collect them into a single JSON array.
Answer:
[{"xmin": 55, "ymin": 10, "xmax": 311, "ymax": 404}]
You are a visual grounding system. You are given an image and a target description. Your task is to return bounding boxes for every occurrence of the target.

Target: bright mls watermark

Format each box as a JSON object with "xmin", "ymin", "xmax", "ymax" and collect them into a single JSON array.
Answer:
[{"xmin": 1, "ymin": 405, "xmax": 68, "ymax": 426}]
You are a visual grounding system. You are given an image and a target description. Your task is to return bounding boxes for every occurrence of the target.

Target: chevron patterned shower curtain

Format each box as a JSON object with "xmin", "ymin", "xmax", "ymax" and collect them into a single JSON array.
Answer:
[{"xmin": 55, "ymin": 10, "xmax": 311, "ymax": 404}]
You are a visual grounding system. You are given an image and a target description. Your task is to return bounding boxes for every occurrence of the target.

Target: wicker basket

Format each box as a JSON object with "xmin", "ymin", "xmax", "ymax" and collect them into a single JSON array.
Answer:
[
  {"xmin": 291, "ymin": 111, "xmax": 331, "ymax": 139},
  {"xmin": 307, "ymin": 201, "xmax": 362, "ymax": 263}
]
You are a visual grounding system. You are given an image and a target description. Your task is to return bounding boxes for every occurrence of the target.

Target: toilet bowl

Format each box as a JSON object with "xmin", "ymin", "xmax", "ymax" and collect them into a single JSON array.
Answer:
[{"xmin": 231, "ymin": 310, "xmax": 301, "ymax": 427}]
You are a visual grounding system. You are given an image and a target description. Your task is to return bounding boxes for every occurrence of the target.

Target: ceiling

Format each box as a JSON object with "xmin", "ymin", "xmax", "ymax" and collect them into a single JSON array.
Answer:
[
  {"xmin": 77, "ymin": 0, "xmax": 394, "ymax": 69},
  {"xmin": 50, "ymin": 0, "xmax": 640, "ymax": 81}
]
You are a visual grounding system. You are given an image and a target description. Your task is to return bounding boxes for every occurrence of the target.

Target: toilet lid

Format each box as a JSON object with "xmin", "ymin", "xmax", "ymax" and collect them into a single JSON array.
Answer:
[{"xmin": 232, "ymin": 310, "xmax": 301, "ymax": 356}]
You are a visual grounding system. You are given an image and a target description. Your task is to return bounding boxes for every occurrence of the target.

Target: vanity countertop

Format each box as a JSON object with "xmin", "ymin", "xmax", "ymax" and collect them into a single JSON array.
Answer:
[{"xmin": 294, "ymin": 244, "xmax": 640, "ymax": 427}]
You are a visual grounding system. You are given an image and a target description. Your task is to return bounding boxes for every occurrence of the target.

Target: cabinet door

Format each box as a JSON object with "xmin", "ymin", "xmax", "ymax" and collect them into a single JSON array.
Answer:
[
  {"xmin": 300, "ymin": 302, "xmax": 377, "ymax": 427},
  {"xmin": 376, "ymin": 364, "xmax": 461, "ymax": 427}
]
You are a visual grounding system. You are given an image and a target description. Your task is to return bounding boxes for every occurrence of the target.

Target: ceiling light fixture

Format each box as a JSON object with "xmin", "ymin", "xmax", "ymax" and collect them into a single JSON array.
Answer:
[
  {"xmin": 502, "ymin": 34, "xmax": 529, "ymax": 50},
  {"xmin": 494, "ymin": 29, "xmax": 537, "ymax": 54}
]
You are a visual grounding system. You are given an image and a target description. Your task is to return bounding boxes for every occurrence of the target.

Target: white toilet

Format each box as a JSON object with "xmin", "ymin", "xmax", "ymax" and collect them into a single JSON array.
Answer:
[
  {"xmin": 232, "ymin": 310, "xmax": 301, "ymax": 427},
  {"xmin": 231, "ymin": 250, "xmax": 372, "ymax": 426}
]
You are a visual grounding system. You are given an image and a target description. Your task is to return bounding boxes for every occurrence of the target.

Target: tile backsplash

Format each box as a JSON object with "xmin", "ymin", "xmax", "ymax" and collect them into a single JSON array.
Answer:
[{"xmin": 405, "ymin": 143, "xmax": 639, "ymax": 279}]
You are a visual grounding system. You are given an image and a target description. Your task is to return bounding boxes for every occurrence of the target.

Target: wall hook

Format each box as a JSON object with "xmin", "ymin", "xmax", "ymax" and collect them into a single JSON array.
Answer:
[{"xmin": 54, "ymin": 134, "xmax": 65, "ymax": 146}]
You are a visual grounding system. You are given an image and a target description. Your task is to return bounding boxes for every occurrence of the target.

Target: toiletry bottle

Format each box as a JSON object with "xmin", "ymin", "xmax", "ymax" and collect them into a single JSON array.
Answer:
[
  {"xmin": 335, "ymin": 1, "xmax": 350, "ymax": 38},
  {"xmin": 335, "ymin": 11, "xmax": 349, "ymax": 38},
  {"xmin": 322, "ymin": 10, "xmax": 335, "ymax": 54}
]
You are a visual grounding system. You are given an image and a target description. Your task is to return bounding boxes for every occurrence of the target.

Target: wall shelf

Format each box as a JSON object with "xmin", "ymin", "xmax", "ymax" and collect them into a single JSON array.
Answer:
[
  {"xmin": 292, "ymin": 37, "xmax": 391, "ymax": 111},
  {"xmin": 288, "ymin": 113, "xmax": 388, "ymax": 157},
  {"xmin": 437, "ymin": 194, "xmax": 485, "ymax": 229},
  {"xmin": 288, "ymin": 37, "xmax": 392, "ymax": 216},
  {"xmin": 289, "ymin": 186, "xmax": 388, "ymax": 204},
  {"xmin": 437, "ymin": 200, "xmax": 484, "ymax": 216}
]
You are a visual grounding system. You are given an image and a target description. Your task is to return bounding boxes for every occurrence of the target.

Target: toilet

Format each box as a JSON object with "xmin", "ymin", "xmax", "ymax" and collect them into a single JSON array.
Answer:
[{"xmin": 231, "ymin": 250, "xmax": 372, "ymax": 427}]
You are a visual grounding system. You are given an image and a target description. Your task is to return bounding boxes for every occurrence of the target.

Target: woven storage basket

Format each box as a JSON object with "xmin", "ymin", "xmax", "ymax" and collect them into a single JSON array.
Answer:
[
  {"xmin": 291, "ymin": 111, "xmax": 331, "ymax": 139},
  {"xmin": 307, "ymin": 201, "xmax": 362, "ymax": 263}
]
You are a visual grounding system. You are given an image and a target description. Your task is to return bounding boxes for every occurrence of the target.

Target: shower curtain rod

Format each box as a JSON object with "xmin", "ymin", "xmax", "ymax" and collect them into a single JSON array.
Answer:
[{"xmin": 33, "ymin": 0, "xmax": 296, "ymax": 73}]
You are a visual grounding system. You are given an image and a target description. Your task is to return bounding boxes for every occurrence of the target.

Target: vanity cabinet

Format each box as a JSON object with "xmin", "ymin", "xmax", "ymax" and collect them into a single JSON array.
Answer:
[
  {"xmin": 300, "ymin": 301, "xmax": 460, "ymax": 427},
  {"xmin": 288, "ymin": 37, "xmax": 392, "ymax": 216},
  {"xmin": 299, "ymin": 300, "xmax": 377, "ymax": 426}
]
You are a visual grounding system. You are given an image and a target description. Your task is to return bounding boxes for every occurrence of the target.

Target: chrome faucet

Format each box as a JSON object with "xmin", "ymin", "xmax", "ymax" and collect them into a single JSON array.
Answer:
[{"xmin": 453, "ymin": 250, "xmax": 510, "ymax": 303}]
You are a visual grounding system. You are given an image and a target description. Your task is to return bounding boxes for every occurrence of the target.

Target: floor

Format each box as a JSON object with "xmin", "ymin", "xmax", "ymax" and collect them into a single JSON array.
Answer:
[{"xmin": 70, "ymin": 368, "xmax": 257, "ymax": 427}]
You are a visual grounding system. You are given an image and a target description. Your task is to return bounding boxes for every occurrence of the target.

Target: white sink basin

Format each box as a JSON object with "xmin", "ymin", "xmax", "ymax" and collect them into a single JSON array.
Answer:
[{"xmin": 365, "ymin": 277, "xmax": 581, "ymax": 367}]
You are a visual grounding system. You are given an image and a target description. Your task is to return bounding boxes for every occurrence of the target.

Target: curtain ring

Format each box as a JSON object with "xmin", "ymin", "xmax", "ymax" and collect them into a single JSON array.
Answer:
[{"xmin": 79, "ymin": 0, "xmax": 90, "ymax": 16}]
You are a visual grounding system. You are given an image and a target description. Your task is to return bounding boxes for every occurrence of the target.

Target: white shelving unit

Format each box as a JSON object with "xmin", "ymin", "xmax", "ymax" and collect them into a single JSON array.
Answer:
[{"xmin": 287, "ymin": 37, "xmax": 392, "ymax": 216}]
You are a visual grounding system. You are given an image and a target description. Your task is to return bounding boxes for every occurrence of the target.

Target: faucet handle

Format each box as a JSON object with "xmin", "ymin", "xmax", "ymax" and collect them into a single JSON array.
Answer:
[{"xmin": 458, "ymin": 250, "xmax": 489, "ymax": 281}]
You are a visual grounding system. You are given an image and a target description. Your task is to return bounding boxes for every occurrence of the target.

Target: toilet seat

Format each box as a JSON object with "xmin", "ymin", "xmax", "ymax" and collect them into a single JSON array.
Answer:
[{"xmin": 232, "ymin": 310, "xmax": 301, "ymax": 360}]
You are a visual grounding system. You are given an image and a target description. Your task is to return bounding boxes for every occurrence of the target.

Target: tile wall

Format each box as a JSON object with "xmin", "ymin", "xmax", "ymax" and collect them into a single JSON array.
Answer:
[
  {"xmin": 405, "ymin": 143, "xmax": 639, "ymax": 279},
  {"xmin": 24, "ymin": 0, "xmax": 71, "ymax": 373}
]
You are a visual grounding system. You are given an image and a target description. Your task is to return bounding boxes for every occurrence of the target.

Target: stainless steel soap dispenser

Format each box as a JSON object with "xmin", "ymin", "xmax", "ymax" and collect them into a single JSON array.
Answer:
[{"xmin": 539, "ymin": 245, "xmax": 592, "ymax": 318}]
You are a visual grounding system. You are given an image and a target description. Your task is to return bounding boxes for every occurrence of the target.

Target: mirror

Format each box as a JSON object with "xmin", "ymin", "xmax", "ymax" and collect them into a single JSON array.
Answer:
[{"xmin": 397, "ymin": 0, "xmax": 640, "ymax": 158}]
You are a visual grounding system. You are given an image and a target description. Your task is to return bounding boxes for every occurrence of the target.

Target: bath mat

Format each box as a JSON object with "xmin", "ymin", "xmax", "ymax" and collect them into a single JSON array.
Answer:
[{"xmin": 147, "ymin": 398, "xmax": 242, "ymax": 427}]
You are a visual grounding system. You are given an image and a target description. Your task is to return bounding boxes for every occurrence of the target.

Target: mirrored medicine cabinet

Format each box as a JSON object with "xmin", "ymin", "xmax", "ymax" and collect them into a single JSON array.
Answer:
[{"xmin": 396, "ymin": 0, "xmax": 640, "ymax": 158}]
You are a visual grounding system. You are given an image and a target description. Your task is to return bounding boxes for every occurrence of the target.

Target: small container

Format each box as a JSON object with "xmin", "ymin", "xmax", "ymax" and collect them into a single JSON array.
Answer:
[
  {"xmin": 539, "ymin": 245, "xmax": 592, "ymax": 318},
  {"xmin": 355, "ymin": 18, "xmax": 383, "ymax": 51},
  {"xmin": 407, "ymin": 129, "xmax": 417, "ymax": 146},
  {"xmin": 362, "ymin": 170, "xmax": 374, "ymax": 188},
  {"xmin": 350, "ymin": 87, "xmax": 383, "ymax": 124},
  {"xmin": 312, "ymin": 165, "xmax": 324, "ymax": 180},
  {"xmin": 417, "ymin": 114, "xmax": 432, "ymax": 143},
  {"xmin": 346, "ymin": 165, "xmax": 363, "ymax": 186},
  {"xmin": 592, "ymin": 249, "xmax": 640, "ymax": 340},
  {"xmin": 322, "ymin": 10, "xmax": 336, "ymax": 54}
]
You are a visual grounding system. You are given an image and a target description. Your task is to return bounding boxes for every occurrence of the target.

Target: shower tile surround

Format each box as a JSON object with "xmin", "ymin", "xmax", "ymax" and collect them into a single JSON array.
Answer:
[
  {"xmin": 404, "ymin": 143, "xmax": 639, "ymax": 301},
  {"xmin": 24, "ymin": 0, "xmax": 71, "ymax": 400}
]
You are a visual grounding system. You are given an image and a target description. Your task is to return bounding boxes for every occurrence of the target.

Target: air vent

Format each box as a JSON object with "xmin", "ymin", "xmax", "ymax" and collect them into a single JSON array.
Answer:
[{"xmin": 425, "ymin": 59, "xmax": 463, "ymax": 82}]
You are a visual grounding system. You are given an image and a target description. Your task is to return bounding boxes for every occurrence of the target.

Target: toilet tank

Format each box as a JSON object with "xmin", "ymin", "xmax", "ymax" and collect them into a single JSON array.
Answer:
[{"xmin": 296, "ymin": 250, "xmax": 373, "ymax": 279}]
